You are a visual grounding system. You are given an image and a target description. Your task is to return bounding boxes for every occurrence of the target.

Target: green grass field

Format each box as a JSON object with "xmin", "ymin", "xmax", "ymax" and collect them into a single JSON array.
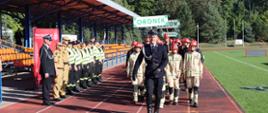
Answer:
[{"xmin": 204, "ymin": 49, "xmax": 268, "ymax": 113}]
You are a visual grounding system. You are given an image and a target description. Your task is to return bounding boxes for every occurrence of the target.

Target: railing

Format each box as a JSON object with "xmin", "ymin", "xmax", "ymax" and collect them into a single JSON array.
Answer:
[{"xmin": 103, "ymin": 49, "xmax": 129, "ymax": 69}]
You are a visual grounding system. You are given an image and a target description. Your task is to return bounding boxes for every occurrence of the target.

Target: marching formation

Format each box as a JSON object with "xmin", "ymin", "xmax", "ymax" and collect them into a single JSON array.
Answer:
[
  {"xmin": 39, "ymin": 35, "xmax": 105, "ymax": 105},
  {"xmin": 126, "ymin": 30, "xmax": 204, "ymax": 113}
]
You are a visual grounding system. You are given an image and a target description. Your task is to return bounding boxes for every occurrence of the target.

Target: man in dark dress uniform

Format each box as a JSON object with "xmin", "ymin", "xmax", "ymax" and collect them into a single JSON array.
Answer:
[
  {"xmin": 39, "ymin": 35, "xmax": 56, "ymax": 106},
  {"xmin": 133, "ymin": 30, "xmax": 168, "ymax": 113}
]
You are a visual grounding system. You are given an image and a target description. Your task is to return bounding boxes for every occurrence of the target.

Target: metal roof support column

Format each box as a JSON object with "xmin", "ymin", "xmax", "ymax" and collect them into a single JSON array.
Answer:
[
  {"xmin": 114, "ymin": 25, "xmax": 117, "ymax": 44},
  {"xmin": 121, "ymin": 26, "xmax": 125, "ymax": 44},
  {"xmin": 93, "ymin": 24, "xmax": 97, "ymax": 38},
  {"xmin": 57, "ymin": 12, "xmax": 62, "ymax": 42},
  {"xmin": 0, "ymin": 12, "xmax": 2, "ymax": 39},
  {"xmin": 24, "ymin": 5, "xmax": 31, "ymax": 47},
  {"xmin": 105, "ymin": 27, "xmax": 109, "ymax": 44},
  {"xmin": 78, "ymin": 17, "xmax": 83, "ymax": 42}
]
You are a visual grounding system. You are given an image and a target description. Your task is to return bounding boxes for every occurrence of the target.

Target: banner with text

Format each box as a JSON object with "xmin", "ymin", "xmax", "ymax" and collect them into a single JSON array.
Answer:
[
  {"xmin": 33, "ymin": 28, "xmax": 59, "ymax": 87},
  {"xmin": 133, "ymin": 15, "xmax": 168, "ymax": 28}
]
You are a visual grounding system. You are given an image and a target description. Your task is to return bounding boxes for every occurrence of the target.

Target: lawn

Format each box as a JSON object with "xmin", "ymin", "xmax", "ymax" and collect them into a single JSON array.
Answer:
[{"xmin": 204, "ymin": 49, "xmax": 268, "ymax": 113}]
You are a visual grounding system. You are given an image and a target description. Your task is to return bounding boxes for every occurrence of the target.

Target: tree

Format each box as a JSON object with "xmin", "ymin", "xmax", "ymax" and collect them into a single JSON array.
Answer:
[
  {"xmin": 252, "ymin": 11, "xmax": 268, "ymax": 41},
  {"xmin": 177, "ymin": 0, "xmax": 196, "ymax": 38},
  {"xmin": 200, "ymin": 2, "xmax": 226, "ymax": 43}
]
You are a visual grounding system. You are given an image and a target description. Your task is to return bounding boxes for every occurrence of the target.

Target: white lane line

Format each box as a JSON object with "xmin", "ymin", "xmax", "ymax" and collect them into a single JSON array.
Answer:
[
  {"xmin": 136, "ymin": 102, "xmax": 145, "ymax": 113},
  {"xmin": 206, "ymin": 68, "xmax": 243, "ymax": 113},
  {"xmin": 214, "ymin": 51, "xmax": 268, "ymax": 72},
  {"xmin": 88, "ymin": 85, "xmax": 125, "ymax": 112},
  {"xmin": 36, "ymin": 96, "xmax": 74, "ymax": 113},
  {"xmin": 36, "ymin": 75, "xmax": 115, "ymax": 113}
]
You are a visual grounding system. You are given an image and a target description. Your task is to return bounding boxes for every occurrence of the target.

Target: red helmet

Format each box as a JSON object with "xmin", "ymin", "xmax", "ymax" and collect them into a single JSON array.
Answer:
[
  {"xmin": 173, "ymin": 38, "xmax": 182, "ymax": 46},
  {"xmin": 164, "ymin": 33, "xmax": 169, "ymax": 40},
  {"xmin": 135, "ymin": 43, "xmax": 143, "ymax": 48},
  {"xmin": 190, "ymin": 40, "xmax": 198, "ymax": 47},
  {"xmin": 182, "ymin": 38, "xmax": 191, "ymax": 44},
  {"xmin": 131, "ymin": 41, "xmax": 138, "ymax": 47},
  {"xmin": 171, "ymin": 44, "xmax": 178, "ymax": 50}
]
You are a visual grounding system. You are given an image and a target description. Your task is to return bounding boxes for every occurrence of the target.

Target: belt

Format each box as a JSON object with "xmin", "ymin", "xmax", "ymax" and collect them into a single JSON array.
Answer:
[{"xmin": 57, "ymin": 67, "xmax": 64, "ymax": 69}]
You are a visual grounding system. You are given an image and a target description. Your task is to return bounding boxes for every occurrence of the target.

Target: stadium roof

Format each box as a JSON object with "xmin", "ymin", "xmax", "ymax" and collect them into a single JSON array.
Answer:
[{"xmin": 0, "ymin": 0, "xmax": 140, "ymax": 25}]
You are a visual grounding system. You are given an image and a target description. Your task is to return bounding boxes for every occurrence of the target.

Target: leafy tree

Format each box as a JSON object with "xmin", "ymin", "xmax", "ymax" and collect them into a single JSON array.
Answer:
[
  {"xmin": 200, "ymin": 2, "xmax": 226, "ymax": 43},
  {"xmin": 177, "ymin": 0, "xmax": 196, "ymax": 38}
]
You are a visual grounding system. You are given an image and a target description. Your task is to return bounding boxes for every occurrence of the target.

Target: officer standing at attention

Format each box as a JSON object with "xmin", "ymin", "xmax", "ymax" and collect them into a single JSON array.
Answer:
[
  {"xmin": 39, "ymin": 35, "xmax": 56, "ymax": 106},
  {"xmin": 61, "ymin": 37, "xmax": 71, "ymax": 97},
  {"xmin": 91, "ymin": 42, "xmax": 100, "ymax": 85},
  {"xmin": 133, "ymin": 30, "xmax": 168, "ymax": 113},
  {"xmin": 66, "ymin": 41, "xmax": 76, "ymax": 95},
  {"xmin": 96, "ymin": 43, "xmax": 105, "ymax": 82},
  {"xmin": 53, "ymin": 43, "xmax": 65, "ymax": 101},
  {"xmin": 86, "ymin": 42, "xmax": 94, "ymax": 87}
]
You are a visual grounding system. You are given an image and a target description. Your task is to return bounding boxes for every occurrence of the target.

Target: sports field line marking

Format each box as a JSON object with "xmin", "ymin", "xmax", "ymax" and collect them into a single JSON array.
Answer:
[
  {"xmin": 136, "ymin": 102, "xmax": 145, "ymax": 113},
  {"xmin": 214, "ymin": 51, "xmax": 268, "ymax": 72},
  {"xmin": 87, "ymin": 84, "xmax": 125, "ymax": 113},
  {"xmin": 36, "ymin": 76, "xmax": 115, "ymax": 113},
  {"xmin": 206, "ymin": 68, "xmax": 243, "ymax": 113},
  {"xmin": 36, "ymin": 96, "xmax": 74, "ymax": 113}
]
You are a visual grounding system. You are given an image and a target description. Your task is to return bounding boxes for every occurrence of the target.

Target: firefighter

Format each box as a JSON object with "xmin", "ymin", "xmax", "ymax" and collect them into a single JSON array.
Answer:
[
  {"xmin": 165, "ymin": 44, "xmax": 183, "ymax": 105},
  {"xmin": 86, "ymin": 42, "xmax": 94, "ymax": 87},
  {"xmin": 66, "ymin": 41, "xmax": 77, "ymax": 95},
  {"xmin": 53, "ymin": 43, "xmax": 65, "ymax": 101},
  {"xmin": 91, "ymin": 42, "xmax": 100, "ymax": 85},
  {"xmin": 80, "ymin": 43, "xmax": 89, "ymax": 89},
  {"xmin": 61, "ymin": 37, "xmax": 70, "ymax": 98},
  {"xmin": 73, "ymin": 41, "xmax": 83, "ymax": 92},
  {"xmin": 184, "ymin": 40, "xmax": 203, "ymax": 107},
  {"xmin": 179, "ymin": 38, "xmax": 191, "ymax": 91},
  {"xmin": 127, "ymin": 42, "xmax": 145, "ymax": 104},
  {"xmin": 126, "ymin": 41, "xmax": 139, "ymax": 69},
  {"xmin": 96, "ymin": 43, "xmax": 105, "ymax": 82}
]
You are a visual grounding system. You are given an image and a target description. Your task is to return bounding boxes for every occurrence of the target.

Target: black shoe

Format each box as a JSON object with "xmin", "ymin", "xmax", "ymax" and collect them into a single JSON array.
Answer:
[
  {"xmin": 54, "ymin": 98, "xmax": 62, "ymax": 101},
  {"xmin": 147, "ymin": 108, "xmax": 153, "ymax": 113},
  {"xmin": 42, "ymin": 102, "xmax": 54, "ymax": 106},
  {"xmin": 154, "ymin": 108, "xmax": 160, "ymax": 113},
  {"xmin": 87, "ymin": 81, "xmax": 93, "ymax": 87},
  {"xmin": 67, "ymin": 90, "xmax": 75, "ymax": 95},
  {"xmin": 173, "ymin": 102, "xmax": 177, "ymax": 105},
  {"xmin": 73, "ymin": 88, "xmax": 81, "ymax": 92}
]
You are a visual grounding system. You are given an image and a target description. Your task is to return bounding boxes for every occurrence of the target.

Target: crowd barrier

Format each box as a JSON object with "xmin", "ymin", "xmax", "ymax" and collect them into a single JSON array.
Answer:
[{"xmin": 103, "ymin": 49, "xmax": 128, "ymax": 69}]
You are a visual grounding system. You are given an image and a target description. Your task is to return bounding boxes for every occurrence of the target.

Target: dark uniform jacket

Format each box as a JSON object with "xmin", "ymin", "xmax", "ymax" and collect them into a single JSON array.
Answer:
[
  {"xmin": 126, "ymin": 48, "xmax": 134, "ymax": 66},
  {"xmin": 132, "ymin": 43, "xmax": 168, "ymax": 79},
  {"xmin": 39, "ymin": 44, "xmax": 56, "ymax": 77}
]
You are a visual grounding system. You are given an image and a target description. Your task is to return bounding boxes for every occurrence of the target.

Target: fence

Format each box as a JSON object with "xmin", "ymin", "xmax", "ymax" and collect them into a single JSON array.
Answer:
[{"xmin": 103, "ymin": 49, "xmax": 128, "ymax": 69}]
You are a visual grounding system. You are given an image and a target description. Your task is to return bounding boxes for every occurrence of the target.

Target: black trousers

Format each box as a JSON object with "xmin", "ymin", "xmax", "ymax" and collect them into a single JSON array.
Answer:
[
  {"xmin": 75, "ymin": 65, "xmax": 82, "ymax": 83},
  {"xmin": 42, "ymin": 76, "xmax": 52, "ymax": 103},
  {"xmin": 88, "ymin": 63, "xmax": 94, "ymax": 76},
  {"xmin": 69, "ymin": 65, "xmax": 76, "ymax": 84},
  {"xmin": 145, "ymin": 77, "xmax": 164, "ymax": 109}
]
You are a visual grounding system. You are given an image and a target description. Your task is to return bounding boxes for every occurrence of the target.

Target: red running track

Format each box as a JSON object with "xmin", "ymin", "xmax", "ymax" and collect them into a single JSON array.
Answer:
[{"xmin": 0, "ymin": 65, "xmax": 243, "ymax": 113}]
